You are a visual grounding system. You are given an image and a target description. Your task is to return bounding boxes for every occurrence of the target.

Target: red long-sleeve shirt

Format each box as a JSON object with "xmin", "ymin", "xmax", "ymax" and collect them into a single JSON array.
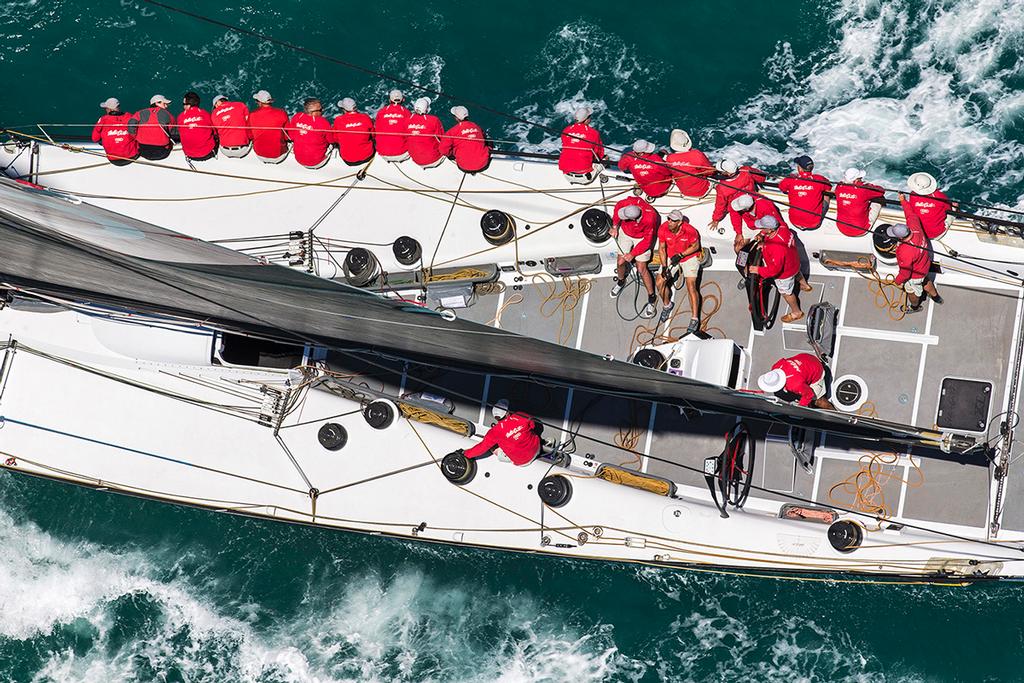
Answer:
[
  {"xmin": 287, "ymin": 112, "xmax": 332, "ymax": 166},
  {"xmin": 771, "ymin": 353, "xmax": 825, "ymax": 407},
  {"xmin": 731, "ymin": 196, "xmax": 788, "ymax": 236},
  {"xmin": 612, "ymin": 196, "xmax": 660, "ymax": 259},
  {"xmin": 778, "ymin": 170, "xmax": 832, "ymax": 229},
  {"xmin": 558, "ymin": 122, "xmax": 604, "ymax": 173},
  {"xmin": 618, "ymin": 151, "xmax": 673, "ymax": 198},
  {"xmin": 405, "ymin": 113, "xmax": 444, "ymax": 166},
  {"xmin": 758, "ymin": 237, "xmax": 800, "ymax": 282},
  {"xmin": 894, "ymin": 230, "xmax": 932, "ymax": 285},
  {"xmin": 331, "ymin": 111, "xmax": 374, "ymax": 163},
  {"xmin": 249, "ymin": 106, "xmax": 290, "ymax": 158},
  {"xmin": 464, "ymin": 413, "xmax": 541, "ymax": 465},
  {"xmin": 835, "ymin": 181, "xmax": 885, "ymax": 236},
  {"xmin": 178, "ymin": 107, "xmax": 216, "ymax": 159},
  {"xmin": 374, "ymin": 103, "xmax": 410, "ymax": 156},
  {"xmin": 665, "ymin": 148, "xmax": 714, "ymax": 197},
  {"xmin": 212, "ymin": 101, "xmax": 251, "ymax": 148},
  {"xmin": 91, "ymin": 112, "xmax": 138, "ymax": 161},
  {"xmin": 711, "ymin": 166, "xmax": 763, "ymax": 222},
  {"xmin": 439, "ymin": 120, "xmax": 490, "ymax": 172},
  {"xmin": 903, "ymin": 190, "xmax": 952, "ymax": 239}
]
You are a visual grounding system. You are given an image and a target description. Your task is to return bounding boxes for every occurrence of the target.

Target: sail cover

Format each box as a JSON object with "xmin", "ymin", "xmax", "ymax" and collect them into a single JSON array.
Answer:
[{"xmin": 0, "ymin": 178, "xmax": 944, "ymax": 448}]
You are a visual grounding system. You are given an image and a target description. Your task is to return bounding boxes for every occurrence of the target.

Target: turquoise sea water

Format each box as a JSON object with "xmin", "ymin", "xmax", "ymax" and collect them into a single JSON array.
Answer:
[{"xmin": 3, "ymin": 1, "xmax": 1024, "ymax": 680}]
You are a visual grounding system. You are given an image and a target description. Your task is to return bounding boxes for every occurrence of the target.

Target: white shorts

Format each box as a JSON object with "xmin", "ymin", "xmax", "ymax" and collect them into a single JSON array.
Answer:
[
  {"xmin": 257, "ymin": 150, "xmax": 289, "ymax": 164},
  {"xmin": 666, "ymin": 256, "xmax": 700, "ymax": 279},
  {"xmin": 809, "ymin": 375, "xmax": 827, "ymax": 400},
  {"xmin": 220, "ymin": 143, "xmax": 251, "ymax": 158},
  {"xmin": 775, "ymin": 274, "xmax": 796, "ymax": 295},
  {"xmin": 380, "ymin": 151, "xmax": 410, "ymax": 162},
  {"xmin": 300, "ymin": 152, "xmax": 331, "ymax": 170},
  {"xmin": 903, "ymin": 278, "xmax": 925, "ymax": 296},
  {"xmin": 417, "ymin": 156, "xmax": 446, "ymax": 169},
  {"xmin": 616, "ymin": 231, "xmax": 653, "ymax": 262}
]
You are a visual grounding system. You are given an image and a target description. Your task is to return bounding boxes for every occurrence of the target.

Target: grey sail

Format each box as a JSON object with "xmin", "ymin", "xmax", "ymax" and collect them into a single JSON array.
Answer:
[{"xmin": 0, "ymin": 178, "xmax": 945, "ymax": 449}]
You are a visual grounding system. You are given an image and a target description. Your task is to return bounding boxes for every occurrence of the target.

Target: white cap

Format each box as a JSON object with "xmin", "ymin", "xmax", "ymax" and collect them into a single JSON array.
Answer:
[
  {"xmin": 886, "ymin": 223, "xmax": 911, "ymax": 239},
  {"xmin": 212, "ymin": 94, "xmax": 228, "ymax": 105},
  {"xmin": 757, "ymin": 369, "xmax": 787, "ymax": 394},
  {"xmin": 844, "ymin": 167, "xmax": 866, "ymax": 182},
  {"xmin": 731, "ymin": 194, "xmax": 754, "ymax": 212},
  {"xmin": 450, "ymin": 105, "xmax": 469, "ymax": 120},
  {"xmin": 632, "ymin": 139, "xmax": 656, "ymax": 154},
  {"xmin": 491, "ymin": 398, "xmax": 510, "ymax": 421},
  {"xmin": 574, "ymin": 107, "xmax": 592, "ymax": 122},
  {"xmin": 618, "ymin": 205, "xmax": 642, "ymax": 221},
  {"xmin": 908, "ymin": 171, "xmax": 938, "ymax": 195},
  {"xmin": 338, "ymin": 97, "xmax": 357, "ymax": 112},
  {"xmin": 99, "ymin": 97, "xmax": 120, "ymax": 110},
  {"xmin": 669, "ymin": 129, "xmax": 692, "ymax": 152},
  {"xmin": 716, "ymin": 159, "xmax": 739, "ymax": 175},
  {"xmin": 253, "ymin": 90, "xmax": 273, "ymax": 103},
  {"xmin": 667, "ymin": 209, "xmax": 685, "ymax": 221},
  {"xmin": 413, "ymin": 97, "xmax": 431, "ymax": 114},
  {"xmin": 389, "ymin": 89, "xmax": 404, "ymax": 102},
  {"xmin": 755, "ymin": 215, "xmax": 780, "ymax": 230},
  {"xmin": 150, "ymin": 94, "xmax": 171, "ymax": 105}
]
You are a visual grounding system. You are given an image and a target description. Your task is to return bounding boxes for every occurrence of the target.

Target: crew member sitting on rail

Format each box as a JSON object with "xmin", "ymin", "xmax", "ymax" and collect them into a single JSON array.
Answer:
[
  {"xmin": 664, "ymin": 129, "xmax": 714, "ymax": 198},
  {"xmin": 211, "ymin": 95, "xmax": 251, "ymax": 158},
  {"xmin": 129, "ymin": 94, "xmax": 176, "ymax": 161},
  {"xmin": 406, "ymin": 97, "xmax": 445, "ymax": 168},
  {"xmin": 778, "ymin": 155, "xmax": 831, "ymax": 230},
  {"xmin": 901, "ymin": 172, "xmax": 957, "ymax": 239},
  {"xmin": 834, "ymin": 167, "xmax": 885, "ymax": 236},
  {"xmin": 249, "ymin": 90, "xmax": 290, "ymax": 164},
  {"xmin": 609, "ymin": 199, "xmax": 659, "ymax": 319},
  {"xmin": 331, "ymin": 97, "xmax": 374, "ymax": 165},
  {"xmin": 618, "ymin": 139, "xmax": 672, "ymax": 200},
  {"xmin": 708, "ymin": 160, "xmax": 765, "ymax": 238},
  {"xmin": 888, "ymin": 223, "xmax": 943, "ymax": 313},
  {"xmin": 178, "ymin": 92, "xmax": 217, "ymax": 162},
  {"xmin": 558, "ymin": 107, "xmax": 604, "ymax": 185},
  {"xmin": 757, "ymin": 353, "xmax": 834, "ymax": 409},
  {"xmin": 749, "ymin": 215, "xmax": 806, "ymax": 323},
  {"xmin": 91, "ymin": 97, "xmax": 138, "ymax": 166},
  {"xmin": 656, "ymin": 209, "xmax": 702, "ymax": 331},
  {"xmin": 463, "ymin": 401, "xmax": 542, "ymax": 466},
  {"xmin": 288, "ymin": 97, "xmax": 332, "ymax": 169},
  {"xmin": 440, "ymin": 105, "xmax": 490, "ymax": 173},
  {"xmin": 374, "ymin": 89, "xmax": 411, "ymax": 162}
]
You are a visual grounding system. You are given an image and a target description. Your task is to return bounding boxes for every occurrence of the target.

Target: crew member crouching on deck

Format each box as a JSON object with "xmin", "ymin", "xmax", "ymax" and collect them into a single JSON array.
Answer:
[
  {"xmin": 757, "ymin": 353, "xmax": 835, "ymax": 410},
  {"xmin": 463, "ymin": 402, "xmax": 542, "ymax": 466},
  {"xmin": 609, "ymin": 198, "xmax": 659, "ymax": 319},
  {"xmin": 655, "ymin": 209, "xmax": 702, "ymax": 331},
  {"xmin": 887, "ymin": 223, "xmax": 943, "ymax": 314},
  {"xmin": 91, "ymin": 97, "xmax": 138, "ymax": 166}
]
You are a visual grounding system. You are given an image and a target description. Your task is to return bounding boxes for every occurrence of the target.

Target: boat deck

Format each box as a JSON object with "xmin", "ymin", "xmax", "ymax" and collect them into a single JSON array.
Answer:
[{"xmin": 328, "ymin": 261, "xmax": 1024, "ymax": 538}]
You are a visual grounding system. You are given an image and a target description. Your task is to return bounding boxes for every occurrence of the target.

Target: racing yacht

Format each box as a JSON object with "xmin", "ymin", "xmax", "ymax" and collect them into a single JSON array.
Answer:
[{"xmin": 2, "ymin": 133, "xmax": 1024, "ymax": 583}]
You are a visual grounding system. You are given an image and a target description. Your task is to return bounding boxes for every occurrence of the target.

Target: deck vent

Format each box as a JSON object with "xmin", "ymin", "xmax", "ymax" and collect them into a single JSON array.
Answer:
[{"xmin": 834, "ymin": 375, "xmax": 868, "ymax": 413}]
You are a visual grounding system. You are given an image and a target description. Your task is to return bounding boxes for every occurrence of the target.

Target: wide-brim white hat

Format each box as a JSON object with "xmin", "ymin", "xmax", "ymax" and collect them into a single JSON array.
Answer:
[
  {"xmin": 716, "ymin": 159, "xmax": 738, "ymax": 175},
  {"xmin": 757, "ymin": 369, "xmax": 787, "ymax": 393},
  {"xmin": 670, "ymin": 129, "xmax": 692, "ymax": 152},
  {"xmin": 907, "ymin": 171, "xmax": 938, "ymax": 195},
  {"xmin": 844, "ymin": 167, "xmax": 866, "ymax": 182}
]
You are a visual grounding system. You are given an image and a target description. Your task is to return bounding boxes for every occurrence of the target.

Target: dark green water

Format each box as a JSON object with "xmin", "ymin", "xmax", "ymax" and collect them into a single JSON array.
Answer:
[{"xmin": 3, "ymin": 1, "xmax": 1024, "ymax": 680}]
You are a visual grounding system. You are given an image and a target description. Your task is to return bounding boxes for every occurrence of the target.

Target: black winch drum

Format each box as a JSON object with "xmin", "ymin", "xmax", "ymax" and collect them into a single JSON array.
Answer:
[
  {"xmin": 538, "ymin": 474, "xmax": 573, "ymax": 508},
  {"xmin": 631, "ymin": 348, "xmax": 666, "ymax": 369},
  {"xmin": 392, "ymin": 235, "xmax": 422, "ymax": 267},
  {"xmin": 827, "ymin": 519, "xmax": 864, "ymax": 553},
  {"xmin": 480, "ymin": 209, "xmax": 516, "ymax": 246},
  {"xmin": 580, "ymin": 208, "xmax": 612, "ymax": 244},
  {"xmin": 441, "ymin": 451, "xmax": 477, "ymax": 485},
  {"xmin": 343, "ymin": 247, "xmax": 381, "ymax": 287},
  {"xmin": 872, "ymin": 223, "xmax": 898, "ymax": 262},
  {"xmin": 317, "ymin": 422, "xmax": 348, "ymax": 451},
  {"xmin": 363, "ymin": 399, "xmax": 396, "ymax": 430}
]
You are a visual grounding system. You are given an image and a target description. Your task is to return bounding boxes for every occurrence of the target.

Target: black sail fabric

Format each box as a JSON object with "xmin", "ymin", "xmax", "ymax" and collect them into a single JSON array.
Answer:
[{"xmin": 0, "ymin": 179, "xmax": 942, "ymax": 449}]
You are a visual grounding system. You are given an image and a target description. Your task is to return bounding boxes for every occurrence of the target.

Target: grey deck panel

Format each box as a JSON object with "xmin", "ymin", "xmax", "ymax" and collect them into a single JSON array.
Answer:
[
  {"xmin": 900, "ymin": 457, "xmax": 991, "ymax": 528},
  {"xmin": 496, "ymin": 282, "xmax": 583, "ymax": 347},
  {"xmin": 831, "ymin": 337, "xmax": 922, "ymax": 425},
  {"xmin": 814, "ymin": 456, "xmax": 904, "ymax": 512},
  {"xmin": 579, "ymin": 277, "xmax": 653, "ymax": 360},
  {"xmin": 564, "ymin": 390, "xmax": 651, "ymax": 470},
  {"xmin": 454, "ymin": 292, "xmax": 500, "ymax": 326},
  {"xmin": 841, "ymin": 277, "xmax": 929, "ymax": 334}
]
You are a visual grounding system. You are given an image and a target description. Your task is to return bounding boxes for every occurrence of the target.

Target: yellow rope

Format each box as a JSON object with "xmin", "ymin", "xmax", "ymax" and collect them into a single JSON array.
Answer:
[
  {"xmin": 397, "ymin": 402, "xmax": 473, "ymax": 437},
  {"xmin": 530, "ymin": 272, "xmax": 592, "ymax": 346},
  {"xmin": 423, "ymin": 267, "xmax": 491, "ymax": 283}
]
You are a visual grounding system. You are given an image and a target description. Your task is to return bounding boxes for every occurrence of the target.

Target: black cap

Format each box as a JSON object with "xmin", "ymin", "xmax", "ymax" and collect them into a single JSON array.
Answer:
[{"xmin": 793, "ymin": 155, "xmax": 813, "ymax": 169}]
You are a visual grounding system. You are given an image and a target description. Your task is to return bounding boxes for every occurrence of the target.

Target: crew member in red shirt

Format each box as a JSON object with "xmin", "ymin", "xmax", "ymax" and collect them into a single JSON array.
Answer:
[
  {"xmin": 709, "ymin": 160, "xmax": 765, "ymax": 243},
  {"xmin": 211, "ymin": 94, "xmax": 251, "ymax": 158},
  {"xmin": 287, "ymin": 97, "xmax": 332, "ymax": 169},
  {"xmin": 655, "ymin": 209, "xmax": 703, "ymax": 331},
  {"xmin": 405, "ymin": 97, "xmax": 445, "ymax": 168},
  {"xmin": 558, "ymin": 107, "xmax": 605, "ymax": 184},
  {"xmin": 750, "ymin": 216, "xmax": 806, "ymax": 323},
  {"xmin": 757, "ymin": 353, "xmax": 834, "ymax": 409},
  {"xmin": 619, "ymin": 139, "xmax": 673, "ymax": 200},
  {"xmin": 887, "ymin": 223, "xmax": 943, "ymax": 313},
  {"xmin": 128, "ymin": 94, "xmax": 176, "ymax": 161},
  {"xmin": 440, "ymin": 105, "xmax": 490, "ymax": 173},
  {"xmin": 249, "ymin": 90, "xmax": 290, "ymax": 164},
  {"xmin": 463, "ymin": 401, "xmax": 542, "ymax": 466},
  {"xmin": 664, "ymin": 129, "xmax": 714, "ymax": 198},
  {"xmin": 778, "ymin": 155, "xmax": 832, "ymax": 230},
  {"xmin": 374, "ymin": 89, "xmax": 411, "ymax": 162},
  {"xmin": 834, "ymin": 167, "xmax": 886, "ymax": 236},
  {"xmin": 331, "ymin": 97, "xmax": 374, "ymax": 165},
  {"xmin": 901, "ymin": 172, "xmax": 957, "ymax": 239},
  {"xmin": 177, "ymin": 92, "xmax": 216, "ymax": 161},
  {"xmin": 91, "ymin": 97, "xmax": 138, "ymax": 166},
  {"xmin": 609, "ymin": 197, "xmax": 659, "ymax": 319}
]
